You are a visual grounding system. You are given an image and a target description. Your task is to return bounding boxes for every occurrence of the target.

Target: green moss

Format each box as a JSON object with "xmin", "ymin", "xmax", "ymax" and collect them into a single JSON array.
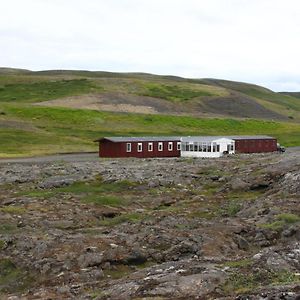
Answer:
[
  {"xmin": 103, "ymin": 265, "xmax": 132, "ymax": 279},
  {"xmin": 260, "ymin": 213, "xmax": 300, "ymax": 231},
  {"xmin": 0, "ymin": 206, "xmax": 26, "ymax": 214},
  {"xmin": 0, "ymin": 259, "xmax": 34, "ymax": 293},
  {"xmin": 190, "ymin": 210, "xmax": 216, "ymax": 220},
  {"xmin": 201, "ymin": 182, "xmax": 221, "ymax": 196},
  {"xmin": 83, "ymin": 195, "xmax": 124, "ymax": 207},
  {"xmin": 222, "ymin": 259, "xmax": 253, "ymax": 268},
  {"xmin": 222, "ymin": 270, "xmax": 300, "ymax": 295},
  {"xmin": 0, "ymin": 224, "xmax": 17, "ymax": 234},
  {"xmin": 22, "ymin": 180, "xmax": 137, "ymax": 207},
  {"xmin": 277, "ymin": 213, "xmax": 300, "ymax": 224},
  {"xmin": 225, "ymin": 190, "xmax": 264, "ymax": 201},
  {"xmin": 21, "ymin": 190, "xmax": 55, "ymax": 199},
  {"xmin": 98, "ymin": 213, "xmax": 143, "ymax": 226},
  {"xmin": 223, "ymin": 201, "xmax": 242, "ymax": 217},
  {"xmin": 0, "ymin": 240, "xmax": 5, "ymax": 250},
  {"xmin": 260, "ymin": 220, "xmax": 286, "ymax": 231}
]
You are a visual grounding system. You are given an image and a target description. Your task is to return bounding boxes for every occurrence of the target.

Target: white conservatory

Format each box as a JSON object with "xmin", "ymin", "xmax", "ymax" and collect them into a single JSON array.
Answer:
[{"xmin": 180, "ymin": 136, "xmax": 235, "ymax": 158}]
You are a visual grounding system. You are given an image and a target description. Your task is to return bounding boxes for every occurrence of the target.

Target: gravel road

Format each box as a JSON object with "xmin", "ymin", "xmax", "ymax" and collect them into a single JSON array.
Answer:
[{"xmin": 0, "ymin": 152, "xmax": 99, "ymax": 164}]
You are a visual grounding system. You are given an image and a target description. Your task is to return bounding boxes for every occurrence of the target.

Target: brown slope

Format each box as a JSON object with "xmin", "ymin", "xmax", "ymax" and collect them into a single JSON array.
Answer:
[{"xmin": 200, "ymin": 91, "xmax": 288, "ymax": 120}]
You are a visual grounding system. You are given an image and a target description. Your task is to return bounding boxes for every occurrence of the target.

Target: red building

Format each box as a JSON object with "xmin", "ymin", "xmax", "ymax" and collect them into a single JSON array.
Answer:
[
  {"xmin": 231, "ymin": 136, "xmax": 277, "ymax": 153},
  {"xmin": 95, "ymin": 135, "xmax": 278, "ymax": 158},
  {"xmin": 96, "ymin": 137, "xmax": 181, "ymax": 158}
]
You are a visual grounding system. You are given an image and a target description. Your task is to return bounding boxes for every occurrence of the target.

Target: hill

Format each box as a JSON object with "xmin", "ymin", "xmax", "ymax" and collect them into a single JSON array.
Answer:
[{"xmin": 0, "ymin": 68, "xmax": 300, "ymax": 157}]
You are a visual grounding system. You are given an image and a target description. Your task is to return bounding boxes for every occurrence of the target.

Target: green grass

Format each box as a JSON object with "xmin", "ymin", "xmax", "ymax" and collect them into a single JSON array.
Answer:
[
  {"xmin": 0, "ymin": 206, "xmax": 26, "ymax": 214},
  {"xmin": 223, "ymin": 201, "xmax": 242, "ymax": 217},
  {"xmin": 22, "ymin": 180, "xmax": 136, "ymax": 208},
  {"xmin": 83, "ymin": 195, "xmax": 124, "ymax": 206},
  {"xmin": 0, "ymin": 259, "xmax": 34, "ymax": 293},
  {"xmin": 0, "ymin": 240, "xmax": 5, "ymax": 250},
  {"xmin": 222, "ymin": 269, "xmax": 300, "ymax": 295},
  {"xmin": 277, "ymin": 213, "xmax": 300, "ymax": 223},
  {"xmin": 260, "ymin": 213, "xmax": 300, "ymax": 231},
  {"xmin": 0, "ymin": 78, "xmax": 101, "ymax": 103},
  {"xmin": 98, "ymin": 212, "xmax": 143, "ymax": 226},
  {"xmin": 1, "ymin": 104, "xmax": 300, "ymax": 157},
  {"xmin": 0, "ymin": 224, "xmax": 17, "ymax": 234},
  {"xmin": 222, "ymin": 258, "xmax": 253, "ymax": 268},
  {"xmin": 140, "ymin": 83, "xmax": 215, "ymax": 101}
]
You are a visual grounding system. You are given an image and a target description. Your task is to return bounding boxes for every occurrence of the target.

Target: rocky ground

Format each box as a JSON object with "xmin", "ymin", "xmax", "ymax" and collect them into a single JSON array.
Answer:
[{"xmin": 0, "ymin": 150, "xmax": 299, "ymax": 299}]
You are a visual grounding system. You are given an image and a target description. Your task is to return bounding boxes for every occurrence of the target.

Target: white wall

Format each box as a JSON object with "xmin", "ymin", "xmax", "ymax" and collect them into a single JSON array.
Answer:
[
  {"xmin": 217, "ymin": 138, "xmax": 235, "ymax": 154},
  {"xmin": 181, "ymin": 151, "xmax": 222, "ymax": 158}
]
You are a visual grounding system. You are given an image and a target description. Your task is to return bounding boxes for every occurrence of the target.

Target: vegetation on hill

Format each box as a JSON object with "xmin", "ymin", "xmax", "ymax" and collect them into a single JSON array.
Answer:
[{"xmin": 0, "ymin": 68, "xmax": 299, "ymax": 157}]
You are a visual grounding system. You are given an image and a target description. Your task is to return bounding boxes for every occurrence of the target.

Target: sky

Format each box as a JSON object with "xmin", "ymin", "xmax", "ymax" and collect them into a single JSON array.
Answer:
[{"xmin": 1, "ymin": 0, "xmax": 300, "ymax": 91}]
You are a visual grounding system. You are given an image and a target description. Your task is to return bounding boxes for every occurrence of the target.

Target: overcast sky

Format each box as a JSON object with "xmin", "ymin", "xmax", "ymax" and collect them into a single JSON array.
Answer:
[{"xmin": 1, "ymin": 0, "xmax": 300, "ymax": 91}]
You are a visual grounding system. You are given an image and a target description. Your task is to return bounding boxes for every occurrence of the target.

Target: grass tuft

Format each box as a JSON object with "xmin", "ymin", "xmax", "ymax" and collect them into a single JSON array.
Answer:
[
  {"xmin": 260, "ymin": 213, "xmax": 300, "ymax": 231},
  {"xmin": 99, "ymin": 213, "xmax": 142, "ymax": 226},
  {"xmin": 0, "ymin": 206, "xmax": 26, "ymax": 214}
]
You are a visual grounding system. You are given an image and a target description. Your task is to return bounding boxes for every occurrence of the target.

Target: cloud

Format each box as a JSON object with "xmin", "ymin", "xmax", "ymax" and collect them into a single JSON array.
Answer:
[{"xmin": 1, "ymin": 0, "xmax": 300, "ymax": 91}]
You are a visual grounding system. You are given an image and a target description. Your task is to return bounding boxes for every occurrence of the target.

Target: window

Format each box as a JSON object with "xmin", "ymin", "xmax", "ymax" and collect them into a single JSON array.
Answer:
[
  {"xmin": 199, "ymin": 143, "xmax": 203, "ymax": 152},
  {"xmin": 216, "ymin": 145, "xmax": 220, "ymax": 152},
  {"xmin": 168, "ymin": 142, "xmax": 173, "ymax": 151},
  {"xmin": 126, "ymin": 143, "xmax": 131, "ymax": 152},
  {"xmin": 212, "ymin": 143, "xmax": 216, "ymax": 152},
  {"xmin": 203, "ymin": 143, "xmax": 207, "ymax": 152},
  {"xmin": 177, "ymin": 142, "xmax": 181, "ymax": 151},
  {"xmin": 189, "ymin": 143, "xmax": 194, "ymax": 151},
  {"xmin": 137, "ymin": 143, "xmax": 143, "ymax": 152},
  {"xmin": 182, "ymin": 142, "xmax": 188, "ymax": 151},
  {"xmin": 208, "ymin": 143, "xmax": 212, "ymax": 152},
  {"xmin": 148, "ymin": 142, "xmax": 153, "ymax": 152},
  {"xmin": 194, "ymin": 142, "xmax": 198, "ymax": 152},
  {"xmin": 158, "ymin": 142, "xmax": 163, "ymax": 151}
]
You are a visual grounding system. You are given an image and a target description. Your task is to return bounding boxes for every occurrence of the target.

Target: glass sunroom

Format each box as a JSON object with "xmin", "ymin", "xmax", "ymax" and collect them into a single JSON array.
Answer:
[{"xmin": 180, "ymin": 137, "xmax": 235, "ymax": 158}]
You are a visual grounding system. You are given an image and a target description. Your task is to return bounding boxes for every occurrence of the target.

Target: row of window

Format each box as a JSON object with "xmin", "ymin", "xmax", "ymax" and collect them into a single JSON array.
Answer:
[
  {"xmin": 126, "ymin": 142, "xmax": 181, "ymax": 152},
  {"xmin": 181, "ymin": 142, "xmax": 220, "ymax": 152},
  {"xmin": 181, "ymin": 142, "xmax": 234, "ymax": 152}
]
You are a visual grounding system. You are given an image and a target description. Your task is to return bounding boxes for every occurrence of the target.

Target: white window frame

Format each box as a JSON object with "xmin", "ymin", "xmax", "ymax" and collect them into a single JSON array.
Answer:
[
  {"xmin": 126, "ymin": 143, "xmax": 131, "ymax": 152},
  {"xmin": 137, "ymin": 142, "xmax": 143, "ymax": 152},
  {"xmin": 148, "ymin": 142, "xmax": 153, "ymax": 152},
  {"xmin": 177, "ymin": 142, "xmax": 181, "ymax": 151},
  {"xmin": 168, "ymin": 142, "xmax": 173, "ymax": 151},
  {"xmin": 158, "ymin": 142, "xmax": 163, "ymax": 151}
]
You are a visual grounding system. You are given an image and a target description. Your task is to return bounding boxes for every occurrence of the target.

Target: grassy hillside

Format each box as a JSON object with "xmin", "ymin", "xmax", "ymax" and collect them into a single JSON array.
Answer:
[
  {"xmin": 280, "ymin": 91, "xmax": 300, "ymax": 99},
  {"xmin": 1, "ymin": 104, "xmax": 300, "ymax": 157},
  {"xmin": 0, "ymin": 68, "xmax": 299, "ymax": 157}
]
